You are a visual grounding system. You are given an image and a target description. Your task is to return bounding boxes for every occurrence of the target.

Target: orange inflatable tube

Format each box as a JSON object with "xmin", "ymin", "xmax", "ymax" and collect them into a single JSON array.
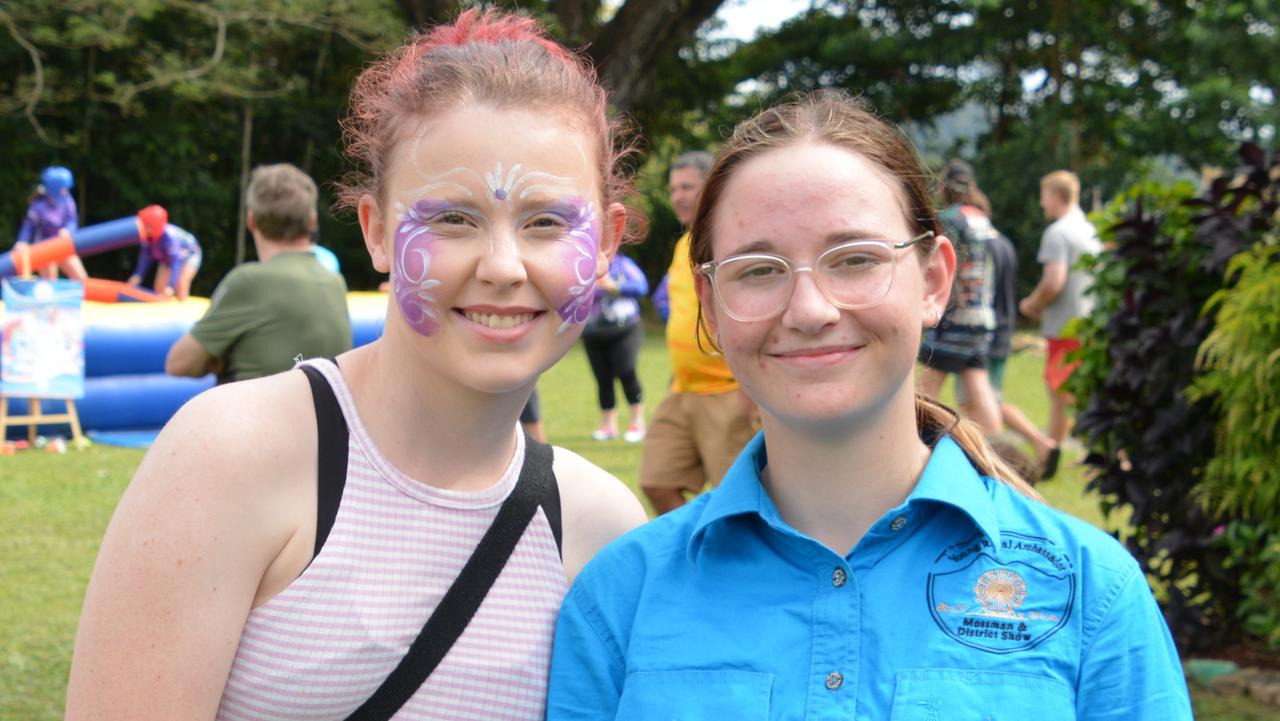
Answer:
[
  {"xmin": 10, "ymin": 233, "xmax": 76, "ymax": 276},
  {"xmin": 83, "ymin": 278, "xmax": 164, "ymax": 303}
]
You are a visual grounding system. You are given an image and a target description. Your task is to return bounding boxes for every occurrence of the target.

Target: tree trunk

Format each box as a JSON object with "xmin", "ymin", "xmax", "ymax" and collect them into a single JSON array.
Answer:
[
  {"xmin": 303, "ymin": 30, "xmax": 331, "ymax": 175},
  {"xmin": 235, "ymin": 101, "xmax": 253, "ymax": 266},
  {"xmin": 80, "ymin": 46, "xmax": 95, "ymax": 219},
  {"xmin": 550, "ymin": 0, "xmax": 600, "ymax": 44},
  {"xmin": 396, "ymin": 0, "xmax": 461, "ymax": 29},
  {"xmin": 589, "ymin": 0, "xmax": 726, "ymax": 111},
  {"xmin": 393, "ymin": 0, "xmax": 727, "ymax": 112}
]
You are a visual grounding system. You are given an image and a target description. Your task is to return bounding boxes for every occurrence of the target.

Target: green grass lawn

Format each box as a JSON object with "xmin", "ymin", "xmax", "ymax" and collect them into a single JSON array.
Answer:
[{"xmin": 0, "ymin": 327, "xmax": 1273, "ymax": 719}]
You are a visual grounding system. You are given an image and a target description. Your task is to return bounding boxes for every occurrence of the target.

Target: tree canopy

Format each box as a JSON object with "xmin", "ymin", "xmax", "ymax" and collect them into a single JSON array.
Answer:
[{"xmin": 2, "ymin": 0, "xmax": 1276, "ymax": 292}]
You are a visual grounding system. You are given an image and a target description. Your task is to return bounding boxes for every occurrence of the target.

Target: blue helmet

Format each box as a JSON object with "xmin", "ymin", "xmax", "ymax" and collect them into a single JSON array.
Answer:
[{"xmin": 40, "ymin": 166, "xmax": 74, "ymax": 196}]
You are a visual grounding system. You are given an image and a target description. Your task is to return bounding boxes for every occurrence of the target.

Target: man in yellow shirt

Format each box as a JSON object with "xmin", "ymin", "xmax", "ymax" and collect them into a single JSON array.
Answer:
[{"xmin": 640, "ymin": 152, "xmax": 756, "ymax": 514}]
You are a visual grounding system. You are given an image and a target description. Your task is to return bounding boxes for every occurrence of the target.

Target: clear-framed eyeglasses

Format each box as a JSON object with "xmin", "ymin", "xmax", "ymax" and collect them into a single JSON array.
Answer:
[{"xmin": 698, "ymin": 231, "xmax": 934, "ymax": 322}]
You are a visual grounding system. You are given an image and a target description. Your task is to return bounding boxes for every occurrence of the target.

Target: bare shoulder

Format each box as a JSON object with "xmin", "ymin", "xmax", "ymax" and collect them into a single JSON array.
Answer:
[
  {"xmin": 127, "ymin": 369, "xmax": 320, "ymax": 584},
  {"xmin": 111, "ymin": 370, "xmax": 318, "ymax": 585},
  {"xmin": 146, "ymin": 371, "xmax": 313, "ymax": 473},
  {"xmin": 552, "ymin": 446, "xmax": 649, "ymax": 582},
  {"xmin": 65, "ymin": 370, "xmax": 319, "ymax": 720},
  {"xmin": 175, "ymin": 370, "xmax": 312, "ymax": 456}
]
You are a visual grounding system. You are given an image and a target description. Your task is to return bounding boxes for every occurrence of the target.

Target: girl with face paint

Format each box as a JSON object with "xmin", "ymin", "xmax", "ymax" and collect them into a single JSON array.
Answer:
[{"xmin": 67, "ymin": 11, "xmax": 648, "ymax": 721}]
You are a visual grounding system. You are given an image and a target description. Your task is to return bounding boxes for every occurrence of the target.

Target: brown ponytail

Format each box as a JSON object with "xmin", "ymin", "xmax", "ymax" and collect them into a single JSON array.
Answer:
[{"xmin": 916, "ymin": 394, "xmax": 1043, "ymax": 501}]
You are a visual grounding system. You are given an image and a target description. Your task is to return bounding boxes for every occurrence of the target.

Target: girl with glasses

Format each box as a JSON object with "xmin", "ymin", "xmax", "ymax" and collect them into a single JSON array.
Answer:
[
  {"xmin": 547, "ymin": 91, "xmax": 1191, "ymax": 720},
  {"xmin": 67, "ymin": 11, "xmax": 646, "ymax": 720}
]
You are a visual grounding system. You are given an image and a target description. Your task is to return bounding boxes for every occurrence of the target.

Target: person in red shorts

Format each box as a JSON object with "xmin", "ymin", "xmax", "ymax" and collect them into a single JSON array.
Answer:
[{"xmin": 1020, "ymin": 170, "xmax": 1102, "ymax": 476}]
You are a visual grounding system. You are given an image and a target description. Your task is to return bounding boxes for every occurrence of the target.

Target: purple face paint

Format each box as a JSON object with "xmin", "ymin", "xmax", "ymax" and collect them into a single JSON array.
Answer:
[
  {"xmin": 486, "ymin": 162, "xmax": 519, "ymax": 204},
  {"xmin": 548, "ymin": 198, "xmax": 602, "ymax": 334},
  {"xmin": 393, "ymin": 199, "xmax": 453, "ymax": 336}
]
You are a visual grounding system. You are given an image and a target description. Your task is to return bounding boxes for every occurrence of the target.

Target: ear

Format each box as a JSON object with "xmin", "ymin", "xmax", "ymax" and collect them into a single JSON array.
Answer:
[
  {"xmin": 920, "ymin": 234, "xmax": 957, "ymax": 327},
  {"xmin": 246, "ymin": 210, "xmax": 258, "ymax": 235},
  {"xmin": 595, "ymin": 202, "xmax": 626, "ymax": 278},
  {"xmin": 358, "ymin": 195, "xmax": 391, "ymax": 274}
]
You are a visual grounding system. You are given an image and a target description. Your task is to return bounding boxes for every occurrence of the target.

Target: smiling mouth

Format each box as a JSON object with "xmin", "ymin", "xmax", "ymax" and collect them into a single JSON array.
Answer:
[
  {"xmin": 460, "ymin": 309, "xmax": 540, "ymax": 329},
  {"xmin": 772, "ymin": 345, "xmax": 861, "ymax": 357}
]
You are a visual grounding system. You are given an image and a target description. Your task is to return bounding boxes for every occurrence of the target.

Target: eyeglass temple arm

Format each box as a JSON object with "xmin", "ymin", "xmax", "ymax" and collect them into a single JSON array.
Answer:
[{"xmin": 895, "ymin": 230, "xmax": 935, "ymax": 249}]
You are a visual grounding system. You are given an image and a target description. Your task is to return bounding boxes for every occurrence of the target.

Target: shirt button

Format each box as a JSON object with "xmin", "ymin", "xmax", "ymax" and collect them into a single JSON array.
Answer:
[
  {"xmin": 832, "ymin": 568, "xmax": 847, "ymax": 587},
  {"xmin": 890, "ymin": 515, "xmax": 907, "ymax": 531},
  {"xmin": 825, "ymin": 672, "xmax": 843, "ymax": 690}
]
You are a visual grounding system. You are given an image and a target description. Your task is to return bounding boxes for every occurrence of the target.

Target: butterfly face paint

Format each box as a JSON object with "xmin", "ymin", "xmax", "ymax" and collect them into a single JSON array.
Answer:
[
  {"xmin": 388, "ymin": 143, "xmax": 603, "ymax": 339},
  {"xmin": 545, "ymin": 197, "xmax": 601, "ymax": 334},
  {"xmin": 393, "ymin": 199, "xmax": 451, "ymax": 336},
  {"xmin": 484, "ymin": 162, "xmax": 577, "ymax": 205}
]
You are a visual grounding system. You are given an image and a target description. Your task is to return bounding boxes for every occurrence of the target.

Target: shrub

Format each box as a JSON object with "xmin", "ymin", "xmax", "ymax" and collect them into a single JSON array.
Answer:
[
  {"xmin": 1069, "ymin": 143, "xmax": 1276, "ymax": 652},
  {"xmin": 1217, "ymin": 520, "xmax": 1280, "ymax": 649},
  {"xmin": 1190, "ymin": 242, "xmax": 1280, "ymax": 519},
  {"xmin": 1190, "ymin": 240, "xmax": 1280, "ymax": 649}
]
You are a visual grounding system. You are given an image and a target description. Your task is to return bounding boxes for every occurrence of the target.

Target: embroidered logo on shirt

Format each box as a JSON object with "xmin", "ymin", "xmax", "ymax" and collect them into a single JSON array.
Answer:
[
  {"xmin": 927, "ymin": 531, "xmax": 1075, "ymax": 654},
  {"xmin": 973, "ymin": 569, "xmax": 1027, "ymax": 613}
]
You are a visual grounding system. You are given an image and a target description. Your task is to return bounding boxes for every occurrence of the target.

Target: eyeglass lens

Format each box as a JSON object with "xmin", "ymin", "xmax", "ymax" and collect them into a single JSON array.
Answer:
[{"xmin": 713, "ymin": 241, "xmax": 897, "ymax": 320}]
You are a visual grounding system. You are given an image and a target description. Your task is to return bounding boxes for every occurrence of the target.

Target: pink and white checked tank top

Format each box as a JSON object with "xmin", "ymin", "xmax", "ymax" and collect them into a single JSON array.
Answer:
[{"xmin": 216, "ymin": 359, "xmax": 568, "ymax": 721}]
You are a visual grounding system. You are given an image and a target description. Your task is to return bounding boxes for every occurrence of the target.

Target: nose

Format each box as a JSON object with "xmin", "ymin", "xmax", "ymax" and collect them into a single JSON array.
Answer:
[
  {"xmin": 780, "ymin": 268, "xmax": 840, "ymax": 333},
  {"xmin": 474, "ymin": 228, "xmax": 528, "ymax": 288}
]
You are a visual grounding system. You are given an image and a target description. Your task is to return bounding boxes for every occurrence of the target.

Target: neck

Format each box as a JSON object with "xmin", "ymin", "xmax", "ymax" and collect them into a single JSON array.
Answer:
[
  {"xmin": 759, "ymin": 383, "xmax": 931, "ymax": 556},
  {"xmin": 338, "ymin": 319, "xmax": 530, "ymax": 492},
  {"xmin": 254, "ymin": 235, "xmax": 312, "ymax": 262}
]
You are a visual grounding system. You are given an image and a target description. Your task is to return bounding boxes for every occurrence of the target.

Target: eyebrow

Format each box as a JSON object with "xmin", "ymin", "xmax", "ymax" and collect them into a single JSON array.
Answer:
[
  {"xmin": 408, "ymin": 197, "xmax": 477, "ymax": 216},
  {"xmin": 722, "ymin": 230, "xmax": 886, "ymax": 257},
  {"xmin": 521, "ymin": 194, "xmax": 588, "ymax": 215}
]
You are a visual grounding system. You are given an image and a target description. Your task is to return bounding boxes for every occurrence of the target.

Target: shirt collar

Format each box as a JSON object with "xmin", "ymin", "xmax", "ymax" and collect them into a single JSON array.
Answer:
[
  {"xmin": 687, "ymin": 434, "xmax": 1002, "ymax": 563},
  {"xmin": 688, "ymin": 431, "xmax": 770, "ymax": 563},
  {"xmin": 907, "ymin": 436, "xmax": 1002, "ymax": 548}
]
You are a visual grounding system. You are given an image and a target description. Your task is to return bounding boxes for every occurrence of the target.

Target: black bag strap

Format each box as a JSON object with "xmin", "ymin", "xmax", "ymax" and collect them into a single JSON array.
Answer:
[
  {"xmin": 541, "ymin": 463, "xmax": 563, "ymax": 557},
  {"xmin": 298, "ymin": 362, "xmax": 350, "ymax": 558},
  {"xmin": 344, "ymin": 434, "xmax": 556, "ymax": 721}
]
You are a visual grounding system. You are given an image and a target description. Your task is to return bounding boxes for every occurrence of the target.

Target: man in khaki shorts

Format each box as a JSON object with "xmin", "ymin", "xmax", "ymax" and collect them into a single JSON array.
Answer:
[{"xmin": 640, "ymin": 151, "xmax": 756, "ymax": 514}]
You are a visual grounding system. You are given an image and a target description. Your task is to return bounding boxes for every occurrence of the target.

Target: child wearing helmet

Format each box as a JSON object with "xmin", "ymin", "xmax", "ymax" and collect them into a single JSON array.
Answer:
[
  {"xmin": 128, "ymin": 204, "xmax": 203, "ymax": 301},
  {"xmin": 14, "ymin": 166, "xmax": 88, "ymax": 281}
]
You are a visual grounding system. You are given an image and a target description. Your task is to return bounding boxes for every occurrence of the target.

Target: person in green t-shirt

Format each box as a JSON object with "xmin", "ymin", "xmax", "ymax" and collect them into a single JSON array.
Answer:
[{"xmin": 165, "ymin": 163, "xmax": 352, "ymax": 383}]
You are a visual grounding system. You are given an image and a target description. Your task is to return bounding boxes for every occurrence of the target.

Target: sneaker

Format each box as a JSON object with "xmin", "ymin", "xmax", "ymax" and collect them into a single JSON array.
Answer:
[
  {"xmin": 623, "ymin": 425, "xmax": 645, "ymax": 443},
  {"xmin": 591, "ymin": 428, "xmax": 617, "ymax": 441}
]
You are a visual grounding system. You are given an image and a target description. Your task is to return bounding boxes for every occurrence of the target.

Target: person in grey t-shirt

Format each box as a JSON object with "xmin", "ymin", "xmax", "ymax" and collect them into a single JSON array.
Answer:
[{"xmin": 1020, "ymin": 170, "xmax": 1103, "ymax": 457}]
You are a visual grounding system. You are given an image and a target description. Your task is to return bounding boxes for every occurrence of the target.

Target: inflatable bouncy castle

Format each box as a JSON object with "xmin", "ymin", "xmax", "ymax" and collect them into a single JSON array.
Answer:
[
  {"xmin": 1, "ymin": 292, "xmax": 387, "ymax": 442},
  {"xmin": 3, "ymin": 214, "xmax": 367, "ymax": 442}
]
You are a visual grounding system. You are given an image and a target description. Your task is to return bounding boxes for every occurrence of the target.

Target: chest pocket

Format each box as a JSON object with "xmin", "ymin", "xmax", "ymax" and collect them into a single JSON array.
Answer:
[
  {"xmin": 616, "ymin": 669, "xmax": 772, "ymax": 721},
  {"xmin": 890, "ymin": 668, "xmax": 1074, "ymax": 721}
]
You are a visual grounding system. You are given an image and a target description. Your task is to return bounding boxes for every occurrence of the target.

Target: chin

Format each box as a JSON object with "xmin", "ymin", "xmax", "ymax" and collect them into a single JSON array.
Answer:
[
  {"xmin": 464, "ymin": 343, "xmax": 571, "ymax": 395},
  {"xmin": 759, "ymin": 384, "xmax": 900, "ymax": 435},
  {"xmin": 456, "ymin": 365, "xmax": 540, "ymax": 396}
]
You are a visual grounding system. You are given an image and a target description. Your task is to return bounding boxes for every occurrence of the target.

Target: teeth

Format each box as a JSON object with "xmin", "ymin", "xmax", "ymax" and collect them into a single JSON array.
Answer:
[{"xmin": 464, "ymin": 311, "xmax": 535, "ymax": 329}]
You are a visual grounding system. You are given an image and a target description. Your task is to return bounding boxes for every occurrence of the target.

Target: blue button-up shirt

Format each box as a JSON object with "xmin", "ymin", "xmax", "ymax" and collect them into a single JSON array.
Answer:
[{"xmin": 548, "ymin": 435, "xmax": 1191, "ymax": 720}]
